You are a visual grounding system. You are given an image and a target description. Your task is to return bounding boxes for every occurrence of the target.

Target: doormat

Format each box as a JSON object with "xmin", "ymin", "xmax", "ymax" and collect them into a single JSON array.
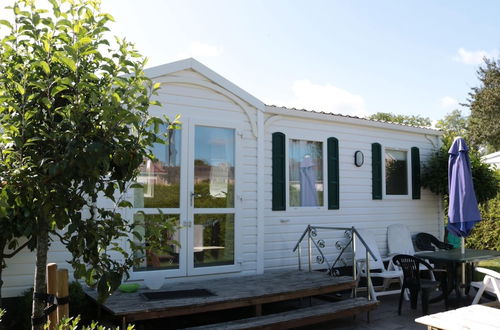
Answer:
[{"xmin": 141, "ymin": 289, "xmax": 216, "ymax": 300}]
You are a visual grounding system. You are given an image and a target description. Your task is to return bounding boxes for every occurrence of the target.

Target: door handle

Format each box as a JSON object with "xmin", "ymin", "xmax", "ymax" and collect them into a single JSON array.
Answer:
[
  {"xmin": 190, "ymin": 192, "xmax": 201, "ymax": 206},
  {"xmin": 182, "ymin": 221, "xmax": 192, "ymax": 228}
]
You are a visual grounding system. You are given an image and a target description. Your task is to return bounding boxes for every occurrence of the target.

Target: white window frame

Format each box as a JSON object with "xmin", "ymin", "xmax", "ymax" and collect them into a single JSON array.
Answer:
[
  {"xmin": 382, "ymin": 146, "xmax": 412, "ymax": 199},
  {"xmin": 285, "ymin": 133, "xmax": 327, "ymax": 211}
]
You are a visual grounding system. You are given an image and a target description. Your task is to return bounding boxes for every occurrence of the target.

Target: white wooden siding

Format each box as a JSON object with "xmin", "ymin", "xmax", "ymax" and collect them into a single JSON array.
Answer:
[{"xmin": 263, "ymin": 114, "xmax": 442, "ymax": 270}]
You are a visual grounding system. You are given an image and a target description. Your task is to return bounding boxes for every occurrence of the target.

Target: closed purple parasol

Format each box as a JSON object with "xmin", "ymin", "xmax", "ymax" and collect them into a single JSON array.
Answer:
[{"xmin": 447, "ymin": 137, "xmax": 481, "ymax": 238}]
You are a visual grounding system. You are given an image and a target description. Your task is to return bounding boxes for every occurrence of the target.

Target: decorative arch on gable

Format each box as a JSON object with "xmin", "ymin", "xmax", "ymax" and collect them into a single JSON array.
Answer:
[{"xmin": 158, "ymin": 76, "xmax": 259, "ymax": 138}]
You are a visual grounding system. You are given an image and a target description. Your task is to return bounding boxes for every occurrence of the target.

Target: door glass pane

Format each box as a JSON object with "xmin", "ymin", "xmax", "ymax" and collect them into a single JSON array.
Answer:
[
  {"xmin": 193, "ymin": 214, "xmax": 234, "ymax": 268},
  {"xmin": 385, "ymin": 149, "xmax": 408, "ymax": 195},
  {"xmin": 133, "ymin": 213, "xmax": 180, "ymax": 271},
  {"xmin": 194, "ymin": 126, "xmax": 235, "ymax": 208},
  {"xmin": 134, "ymin": 127, "xmax": 181, "ymax": 208},
  {"xmin": 289, "ymin": 139, "xmax": 323, "ymax": 207}
]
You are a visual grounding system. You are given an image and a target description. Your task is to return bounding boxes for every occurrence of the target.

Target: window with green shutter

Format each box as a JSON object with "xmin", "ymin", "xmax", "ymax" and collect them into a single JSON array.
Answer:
[
  {"xmin": 385, "ymin": 149, "xmax": 408, "ymax": 195},
  {"xmin": 411, "ymin": 147, "xmax": 421, "ymax": 199},
  {"xmin": 372, "ymin": 143, "xmax": 382, "ymax": 200},
  {"xmin": 289, "ymin": 139, "xmax": 324, "ymax": 207},
  {"xmin": 327, "ymin": 137, "xmax": 339, "ymax": 209},
  {"xmin": 272, "ymin": 132, "xmax": 286, "ymax": 210}
]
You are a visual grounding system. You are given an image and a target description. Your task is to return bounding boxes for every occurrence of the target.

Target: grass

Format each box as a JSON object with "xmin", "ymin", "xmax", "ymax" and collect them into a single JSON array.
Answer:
[
  {"xmin": 479, "ymin": 258, "xmax": 500, "ymax": 271},
  {"xmin": 474, "ymin": 258, "xmax": 500, "ymax": 280}
]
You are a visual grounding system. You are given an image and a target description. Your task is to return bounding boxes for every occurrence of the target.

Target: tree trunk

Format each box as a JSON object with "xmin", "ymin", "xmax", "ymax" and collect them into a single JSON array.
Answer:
[
  {"xmin": 0, "ymin": 260, "xmax": 4, "ymax": 330},
  {"xmin": 0, "ymin": 240, "xmax": 5, "ymax": 309},
  {"xmin": 31, "ymin": 224, "xmax": 49, "ymax": 330}
]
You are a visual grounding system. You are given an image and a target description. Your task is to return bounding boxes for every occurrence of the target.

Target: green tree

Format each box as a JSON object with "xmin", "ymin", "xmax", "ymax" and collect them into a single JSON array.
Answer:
[
  {"xmin": 0, "ymin": 0, "xmax": 169, "ymax": 327},
  {"xmin": 422, "ymin": 110, "xmax": 499, "ymax": 251},
  {"xmin": 435, "ymin": 109, "xmax": 469, "ymax": 147},
  {"xmin": 367, "ymin": 112, "xmax": 432, "ymax": 127},
  {"xmin": 421, "ymin": 147, "xmax": 498, "ymax": 205},
  {"xmin": 467, "ymin": 58, "xmax": 500, "ymax": 151}
]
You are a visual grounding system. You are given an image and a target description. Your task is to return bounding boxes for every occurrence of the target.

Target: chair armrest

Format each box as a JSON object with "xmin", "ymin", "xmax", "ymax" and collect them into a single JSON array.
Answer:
[
  {"xmin": 383, "ymin": 256, "xmax": 398, "ymax": 270},
  {"xmin": 414, "ymin": 250, "xmax": 434, "ymax": 255},
  {"xmin": 475, "ymin": 267, "xmax": 500, "ymax": 279},
  {"xmin": 355, "ymin": 259, "xmax": 367, "ymax": 269},
  {"xmin": 431, "ymin": 268, "xmax": 447, "ymax": 273}
]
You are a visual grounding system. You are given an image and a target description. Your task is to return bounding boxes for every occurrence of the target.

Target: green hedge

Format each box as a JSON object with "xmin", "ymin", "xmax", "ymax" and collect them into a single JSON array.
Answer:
[{"xmin": 466, "ymin": 181, "xmax": 500, "ymax": 250}]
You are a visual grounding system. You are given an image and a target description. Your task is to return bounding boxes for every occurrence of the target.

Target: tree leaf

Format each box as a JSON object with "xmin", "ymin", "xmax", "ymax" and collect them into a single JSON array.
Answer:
[
  {"xmin": 14, "ymin": 82, "xmax": 25, "ymax": 95},
  {"xmin": 39, "ymin": 61, "xmax": 50, "ymax": 74},
  {"xmin": 77, "ymin": 36, "xmax": 92, "ymax": 46},
  {"xmin": 111, "ymin": 92, "xmax": 121, "ymax": 103},
  {"xmin": 51, "ymin": 84, "xmax": 68, "ymax": 96},
  {"xmin": 43, "ymin": 39, "xmax": 50, "ymax": 52},
  {"xmin": 0, "ymin": 19, "xmax": 13, "ymax": 29},
  {"xmin": 118, "ymin": 200, "xmax": 132, "ymax": 208},
  {"xmin": 56, "ymin": 54, "xmax": 76, "ymax": 72}
]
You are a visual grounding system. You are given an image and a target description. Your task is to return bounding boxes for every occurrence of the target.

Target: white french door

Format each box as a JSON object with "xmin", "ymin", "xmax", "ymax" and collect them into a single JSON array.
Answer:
[{"xmin": 130, "ymin": 119, "xmax": 240, "ymax": 279}]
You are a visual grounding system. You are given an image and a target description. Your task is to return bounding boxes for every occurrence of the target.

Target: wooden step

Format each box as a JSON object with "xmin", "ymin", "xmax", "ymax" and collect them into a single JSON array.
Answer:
[{"xmin": 185, "ymin": 297, "xmax": 379, "ymax": 330}]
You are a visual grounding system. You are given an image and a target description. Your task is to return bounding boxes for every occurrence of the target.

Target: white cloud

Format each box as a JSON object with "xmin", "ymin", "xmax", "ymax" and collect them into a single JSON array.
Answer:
[
  {"xmin": 440, "ymin": 96, "xmax": 459, "ymax": 109},
  {"xmin": 270, "ymin": 80, "xmax": 368, "ymax": 117},
  {"xmin": 453, "ymin": 48, "xmax": 495, "ymax": 65},
  {"xmin": 175, "ymin": 41, "xmax": 223, "ymax": 59}
]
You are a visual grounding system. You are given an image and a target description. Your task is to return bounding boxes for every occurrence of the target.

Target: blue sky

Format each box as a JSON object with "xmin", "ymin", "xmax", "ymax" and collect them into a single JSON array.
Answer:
[{"xmin": 8, "ymin": 1, "xmax": 500, "ymax": 121}]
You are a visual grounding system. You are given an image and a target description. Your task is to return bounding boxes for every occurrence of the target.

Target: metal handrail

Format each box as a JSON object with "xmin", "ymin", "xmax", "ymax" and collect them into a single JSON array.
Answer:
[
  {"xmin": 292, "ymin": 225, "xmax": 378, "ymax": 301},
  {"xmin": 293, "ymin": 225, "xmax": 378, "ymax": 261}
]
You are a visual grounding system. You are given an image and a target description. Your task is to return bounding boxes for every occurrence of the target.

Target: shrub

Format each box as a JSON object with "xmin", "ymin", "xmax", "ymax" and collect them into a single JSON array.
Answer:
[
  {"xmin": 422, "ymin": 148, "xmax": 499, "ymax": 204},
  {"xmin": 51, "ymin": 315, "xmax": 134, "ymax": 330},
  {"xmin": 5, "ymin": 282, "xmax": 99, "ymax": 329},
  {"xmin": 422, "ymin": 146, "xmax": 499, "ymax": 250},
  {"xmin": 466, "ymin": 186, "xmax": 500, "ymax": 250}
]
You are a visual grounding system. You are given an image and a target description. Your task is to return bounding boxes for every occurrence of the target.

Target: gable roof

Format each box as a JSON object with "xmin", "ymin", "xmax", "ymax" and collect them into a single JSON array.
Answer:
[
  {"xmin": 145, "ymin": 58, "xmax": 442, "ymax": 136},
  {"xmin": 144, "ymin": 58, "xmax": 265, "ymax": 110}
]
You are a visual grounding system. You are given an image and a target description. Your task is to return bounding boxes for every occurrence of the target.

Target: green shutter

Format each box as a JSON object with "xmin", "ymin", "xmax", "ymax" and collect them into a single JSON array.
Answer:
[
  {"xmin": 272, "ymin": 132, "xmax": 286, "ymax": 210},
  {"xmin": 327, "ymin": 137, "xmax": 340, "ymax": 209},
  {"xmin": 372, "ymin": 143, "xmax": 382, "ymax": 200},
  {"xmin": 411, "ymin": 147, "xmax": 421, "ymax": 199}
]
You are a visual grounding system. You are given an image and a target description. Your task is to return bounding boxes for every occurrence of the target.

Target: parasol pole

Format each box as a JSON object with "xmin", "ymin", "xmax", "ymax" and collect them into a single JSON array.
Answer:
[{"xmin": 461, "ymin": 237, "xmax": 466, "ymax": 296}]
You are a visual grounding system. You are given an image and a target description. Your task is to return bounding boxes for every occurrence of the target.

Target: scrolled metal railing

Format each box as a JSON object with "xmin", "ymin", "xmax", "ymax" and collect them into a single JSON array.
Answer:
[{"xmin": 292, "ymin": 225, "xmax": 378, "ymax": 301}]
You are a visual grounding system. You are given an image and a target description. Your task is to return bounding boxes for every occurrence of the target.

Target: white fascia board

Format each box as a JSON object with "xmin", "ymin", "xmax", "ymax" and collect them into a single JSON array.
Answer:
[
  {"xmin": 265, "ymin": 106, "xmax": 443, "ymax": 136},
  {"xmin": 482, "ymin": 151, "xmax": 500, "ymax": 161},
  {"xmin": 144, "ymin": 58, "xmax": 265, "ymax": 111}
]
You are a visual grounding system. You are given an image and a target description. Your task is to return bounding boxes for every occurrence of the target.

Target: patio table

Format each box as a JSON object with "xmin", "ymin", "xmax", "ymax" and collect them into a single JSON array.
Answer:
[
  {"xmin": 417, "ymin": 248, "xmax": 500, "ymax": 304},
  {"xmin": 415, "ymin": 303, "xmax": 500, "ymax": 330}
]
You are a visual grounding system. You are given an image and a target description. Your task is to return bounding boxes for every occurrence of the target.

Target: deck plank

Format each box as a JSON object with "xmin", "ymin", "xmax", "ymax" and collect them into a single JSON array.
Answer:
[
  {"xmin": 85, "ymin": 270, "xmax": 356, "ymax": 322},
  {"xmin": 186, "ymin": 297, "xmax": 379, "ymax": 330}
]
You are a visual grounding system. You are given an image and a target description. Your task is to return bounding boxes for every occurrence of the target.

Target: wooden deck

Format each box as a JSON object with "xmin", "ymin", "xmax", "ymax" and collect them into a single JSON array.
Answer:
[
  {"xmin": 85, "ymin": 270, "xmax": 356, "ymax": 325},
  {"xmin": 186, "ymin": 297, "xmax": 378, "ymax": 330}
]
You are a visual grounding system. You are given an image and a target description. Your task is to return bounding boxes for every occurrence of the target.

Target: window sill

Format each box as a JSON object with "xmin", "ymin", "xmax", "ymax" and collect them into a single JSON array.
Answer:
[{"xmin": 383, "ymin": 194, "xmax": 411, "ymax": 200}]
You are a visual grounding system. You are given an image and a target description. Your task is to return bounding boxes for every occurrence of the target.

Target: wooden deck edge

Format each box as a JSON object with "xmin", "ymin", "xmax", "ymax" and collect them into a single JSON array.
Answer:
[
  {"xmin": 124, "ymin": 279, "xmax": 356, "ymax": 321},
  {"xmin": 185, "ymin": 298, "xmax": 379, "ymax": 330}
]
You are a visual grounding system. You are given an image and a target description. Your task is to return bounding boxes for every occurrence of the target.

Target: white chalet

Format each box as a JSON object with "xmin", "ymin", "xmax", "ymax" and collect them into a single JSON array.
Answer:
[{"xmin": 2, "ymin": 58, "xmax": 444, "ymax": 297}]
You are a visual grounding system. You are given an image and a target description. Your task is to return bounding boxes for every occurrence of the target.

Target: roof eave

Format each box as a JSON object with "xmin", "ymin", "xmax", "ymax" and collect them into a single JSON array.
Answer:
[
  {"xmin": 144, "ymin": 58, "xmax": 265, "ymax": 110},
  {"xmin": 265, "ymin": 105, "xmax": 443, "ymax": 136}
]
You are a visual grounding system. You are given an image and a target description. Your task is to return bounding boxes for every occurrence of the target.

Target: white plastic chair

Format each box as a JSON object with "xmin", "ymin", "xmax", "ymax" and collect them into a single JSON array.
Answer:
[
  {"xmin": 471, "ymin": 267, "xmax": 500, "ymax": 304},
  {"xmin": 387, "ymin": 224, "xmax": 435, "ymax": 280},
  {"xmin": 388, "ymin": 224, "xmax": 416, "ymax": 256},
  {"xmin": 354, "ymin": 228, "xmax": 404, "ymax": 300}
]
